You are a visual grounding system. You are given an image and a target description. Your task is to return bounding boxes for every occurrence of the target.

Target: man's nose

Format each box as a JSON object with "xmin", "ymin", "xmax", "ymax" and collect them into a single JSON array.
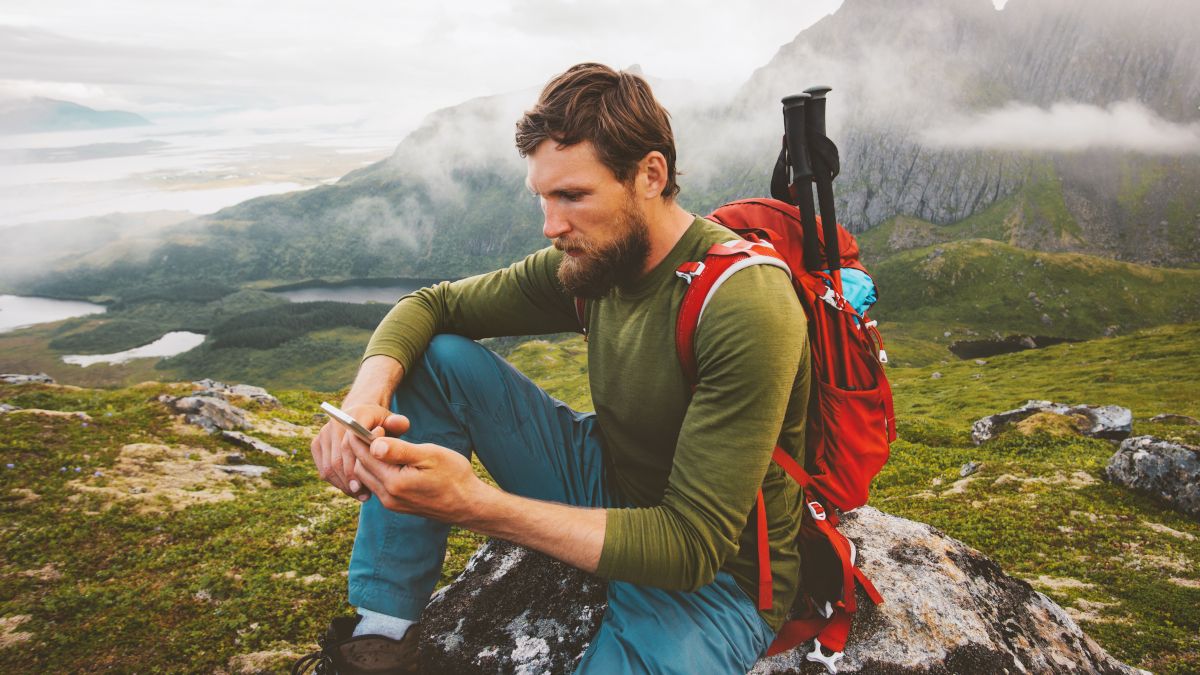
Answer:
[{"xmin": 542, "ymin": 201, "xmax": 571, "ymax": 240}]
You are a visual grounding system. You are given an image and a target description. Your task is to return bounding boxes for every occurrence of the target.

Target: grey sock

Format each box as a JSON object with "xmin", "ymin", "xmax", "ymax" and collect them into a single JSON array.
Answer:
[{"xmin": 353, "ymin": 607, "xmax": 415, "ymax": 641}]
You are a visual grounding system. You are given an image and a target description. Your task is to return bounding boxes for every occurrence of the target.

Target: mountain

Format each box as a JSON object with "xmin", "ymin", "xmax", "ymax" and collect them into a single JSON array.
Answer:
[
  {"xmin": 0, "ymin": 211, "xmax": 193, "ymax": 290},
  {"xmin": 20, "ymin": 0, "xmax": 1200, "ymax": 301},
  {"xmin": 728, "ymin": 0, "xmax": 1200, "ymax": 263},
  {"xmin": 0, "ymin": 97, "xmax": 151, "ymax": 134}
]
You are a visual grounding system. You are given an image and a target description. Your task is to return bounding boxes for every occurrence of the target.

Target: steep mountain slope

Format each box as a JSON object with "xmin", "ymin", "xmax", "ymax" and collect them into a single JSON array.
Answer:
[
  {"xmin": 870, "ymin": 239, "xmax": 1200, "ymax": 338},
  {"xmin": 733, "ymin": 0, "xmax": 1200, "ymax": 262}
]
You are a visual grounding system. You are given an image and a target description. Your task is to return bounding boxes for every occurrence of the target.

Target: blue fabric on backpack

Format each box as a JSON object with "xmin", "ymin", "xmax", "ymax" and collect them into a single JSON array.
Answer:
[{"xmin": 836, "ymin": 267, "xmax": 876, "ymax": 316}]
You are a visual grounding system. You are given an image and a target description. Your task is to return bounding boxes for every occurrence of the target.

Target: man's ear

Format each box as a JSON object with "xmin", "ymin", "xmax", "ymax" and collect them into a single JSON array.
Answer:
[{"xmin": 637, "ymin": 151, "xmax": 669, "ymax": 199}]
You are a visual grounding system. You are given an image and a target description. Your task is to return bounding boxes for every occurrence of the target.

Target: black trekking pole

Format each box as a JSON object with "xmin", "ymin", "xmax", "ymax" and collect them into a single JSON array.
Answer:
[
  {"xmin": 796, "ymin": 84, "xmax": 854, "ymax": 389},
  {"xmin": 802, "ymin": 86, "xmax": 842, "ymax": 283},
  {"xmin": 781, "ymin": 94, "xmax": 822, "ymax": 273}
]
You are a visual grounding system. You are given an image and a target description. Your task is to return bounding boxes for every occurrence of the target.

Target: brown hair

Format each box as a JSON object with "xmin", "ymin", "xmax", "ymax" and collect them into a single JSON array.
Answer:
[{"xmin": 515, "ymin": 63, "xmax": 680, "ymax": 199}]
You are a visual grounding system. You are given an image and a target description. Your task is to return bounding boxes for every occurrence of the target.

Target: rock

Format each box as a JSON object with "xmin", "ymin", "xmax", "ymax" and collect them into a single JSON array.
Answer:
[
  {"xmin": 1105, "ymin": 436, "xmax": 1200, "ymax": 520},
  {"xmin": 959, "ymin": 461, "xmax": 981, "ymax": 477},
  {"xmin": 160, "ymin": 394, "xmax": 249, "ymax": 432},
  {"xmin": 418, "ymin": 540, "xmax": 609, "ymax": 674},
  {"xmin": 1149, "ymin": 413, "xmax": 1200, "ymax": 426},
  {"xmin": 931, "ymin": 372, "xmax": 943, "ymax": 379},
  {"xmin": 217, "ymin": 464, "xmax": 271, "ymax": 478},
  {"xmin": 226, "ymin": 453, "xmax": 247, "ymax": 465},
  {"xmin": 974, "ymin": 359, "xmax": 987, "ymax": 366},
  {"xmin": 0, "ymin": 403, "xmax": 21, "ymax": 413},
  {"xmin": 417, "ymin": 509, "xmax": 1138, "ymax": 674},
  {"xmin": 192, "ymin": 378, "xmax": 279, "ymax": 407},
  {"xmin": 221, "ymin": 430, "xmax": 289, "ymax": 458},
  {"xmin": 0, "ymin": 373, "xmax": 54, "ymax": 385},
  {"xmin": 971, "ymin": 400, "xmax": 1132, "ymax": 445},
  {"xmin": 7, "ymin": 409, "xmax": 92, "ymax": 422}
]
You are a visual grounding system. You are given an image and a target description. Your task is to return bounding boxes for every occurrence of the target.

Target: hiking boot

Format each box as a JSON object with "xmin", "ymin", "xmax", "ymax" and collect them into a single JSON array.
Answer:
[{"xmin": 291, "ymin": 614, "xmax": 420, "ymax": 674}]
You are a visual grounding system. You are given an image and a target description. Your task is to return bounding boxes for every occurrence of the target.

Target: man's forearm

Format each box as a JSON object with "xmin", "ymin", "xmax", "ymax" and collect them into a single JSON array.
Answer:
[
  {"xmin": 343, "ymin": 355, "xmax": 406, "ymax": 409},
  {"xmin": 463, "ymin": 482, "xmax": 606, "ymax": 573}
]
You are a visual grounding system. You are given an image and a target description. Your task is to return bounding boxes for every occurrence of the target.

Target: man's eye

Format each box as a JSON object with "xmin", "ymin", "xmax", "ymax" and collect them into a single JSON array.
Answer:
[{"xmin": 563, "ymin": 193, "xmax": 583, "ymax": 202}]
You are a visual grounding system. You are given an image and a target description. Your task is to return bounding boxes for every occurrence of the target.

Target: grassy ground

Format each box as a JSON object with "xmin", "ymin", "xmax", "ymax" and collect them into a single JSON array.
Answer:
[{"xmin": 1, "ymin": 324, "xmax": 1197, "ymax": 672}]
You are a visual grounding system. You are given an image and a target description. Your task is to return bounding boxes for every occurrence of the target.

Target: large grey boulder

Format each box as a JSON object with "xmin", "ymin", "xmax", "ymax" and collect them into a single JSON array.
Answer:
[
  {"xmin": 0, "ymin": 372, "xmax": 55, "ymax": 385},
  {"xmin": 1106, "ymin": 435, "xmax": 1200, "ymax": 520},
  {"xmin": 971, "ymin": 400, "xmax": 1132, "ymax": 445},
  {"xmin": 417, "ymin": 508, "xmax": 1138, "ymax": 674},
  {"xmin": 159, "ymin": 394, "xmax": 249, "ymax": 432}
]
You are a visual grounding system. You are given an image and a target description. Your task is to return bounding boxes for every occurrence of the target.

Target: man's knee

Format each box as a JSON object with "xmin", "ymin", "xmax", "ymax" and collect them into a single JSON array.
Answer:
[{"xmin": 421, "ymin": 334, "xmax": 501, "ymax": 388}]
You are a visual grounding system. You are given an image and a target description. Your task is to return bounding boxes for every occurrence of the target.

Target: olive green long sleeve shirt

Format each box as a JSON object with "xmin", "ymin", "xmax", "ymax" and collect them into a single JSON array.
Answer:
[{"xmin": 364, "ymin": 216, "xmax": 810, "ymax": 630}]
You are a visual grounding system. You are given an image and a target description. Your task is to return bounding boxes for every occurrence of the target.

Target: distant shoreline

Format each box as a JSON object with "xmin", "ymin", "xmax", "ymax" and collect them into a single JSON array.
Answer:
[{"xmin": 264, "ymin": 277, "xmax": 456, "ymax": 292}]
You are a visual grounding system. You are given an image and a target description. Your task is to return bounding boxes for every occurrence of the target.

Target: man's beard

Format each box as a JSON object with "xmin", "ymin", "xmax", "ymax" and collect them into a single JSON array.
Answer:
[{"xmin": 554, "ymin": 198, "xmax": 651, "ymax": 300}]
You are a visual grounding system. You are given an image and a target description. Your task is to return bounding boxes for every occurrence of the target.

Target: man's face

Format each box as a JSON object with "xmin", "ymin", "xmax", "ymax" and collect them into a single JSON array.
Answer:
[{"xmin": 526, "ymin": 140, "xmax": 651, "ymax": 299}]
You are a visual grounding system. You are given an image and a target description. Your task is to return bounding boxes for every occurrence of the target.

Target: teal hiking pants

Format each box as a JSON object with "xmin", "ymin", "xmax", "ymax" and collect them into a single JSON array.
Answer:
[{"xmin": 348, "ymin": 334, "xmax": 775, "ymax": 674}]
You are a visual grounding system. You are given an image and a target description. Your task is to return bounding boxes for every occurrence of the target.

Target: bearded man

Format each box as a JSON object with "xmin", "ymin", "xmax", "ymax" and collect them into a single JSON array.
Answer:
[{"xmin": 298, "ymin": 62, "xmax": 809, "ymax": 674}]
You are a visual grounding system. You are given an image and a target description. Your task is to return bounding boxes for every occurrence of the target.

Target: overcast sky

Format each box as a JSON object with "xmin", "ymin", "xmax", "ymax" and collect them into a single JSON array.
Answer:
[{"xmin": 0, "ymin": 0, "xmax": 870, "ymax": 137}]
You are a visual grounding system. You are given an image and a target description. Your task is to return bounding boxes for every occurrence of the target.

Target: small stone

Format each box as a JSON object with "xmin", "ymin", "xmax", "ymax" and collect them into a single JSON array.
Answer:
[
  {"xmin": 74, "ymin": 467, "xmax": 81, "ymax": 472},
  {"xmin": 218, "ymin": 464, "xmax": 271, "ymax": 478},
  {"xmin": 974, "ymin": 359, "xmax": 987, "ymax": 365},
  {"xmin": 960, "ymin": 461, "xmax": 982, "ymax": 477},
  {"xmin": 931, "ymin": 372, "xmax": 943, "ymax": 379},
  {"xmin": 93, "ymin": 470, "xmax": 103, "ymax": 477},
  {"xmin": 4, "ymin": 463, "xmax": 13, "ymax": 469},
  {"xmin": 1149, "ymin": 414, "xmax": 1200, "ymax": 426},
  {"xmin": 221, "ymin": 430, "xmax": 288, "ymax": 458},
  {"xmin": 943, "ymin": 331, "xmax": 952, "ymax": 338}
]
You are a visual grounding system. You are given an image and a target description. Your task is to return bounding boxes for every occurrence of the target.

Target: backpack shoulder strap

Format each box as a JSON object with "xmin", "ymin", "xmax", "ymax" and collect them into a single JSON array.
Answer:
[{"xmin": 674, "ymin": 240, "xmax": 791, "ymax": 384}]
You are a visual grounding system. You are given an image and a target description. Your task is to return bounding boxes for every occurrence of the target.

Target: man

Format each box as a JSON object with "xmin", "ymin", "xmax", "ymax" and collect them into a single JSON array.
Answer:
[{"xmin": 297, "ymin": 63, "xmax": 810, "ymax": 674}]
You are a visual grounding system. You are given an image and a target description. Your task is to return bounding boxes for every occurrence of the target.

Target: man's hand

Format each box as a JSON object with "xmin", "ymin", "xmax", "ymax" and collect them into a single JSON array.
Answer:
[
  {"xmin": 312, "ymin": 404, "xmax": 406, "ymax": 500},
  {"xmin": 348, "ymin": 416, "xmax": 484, "ymax": 522},
  {"xmin": 349, "ymin": 420, "xmax": 606, "ymax": 573}
]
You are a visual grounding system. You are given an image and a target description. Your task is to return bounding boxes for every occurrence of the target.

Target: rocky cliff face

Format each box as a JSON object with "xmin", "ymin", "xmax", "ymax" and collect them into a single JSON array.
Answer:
[{"xmin": 729, "ymin": 0, "xmax": 1200, "ymax": 262}]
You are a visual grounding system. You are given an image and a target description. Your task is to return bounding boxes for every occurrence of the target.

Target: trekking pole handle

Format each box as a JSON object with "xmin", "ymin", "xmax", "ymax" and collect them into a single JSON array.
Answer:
[
  {"xmin": 781, "ymin": 93, "xmax": 813, "ymax": 180},
  {"xmin": 802, "ymin": 85, "xmax": 832, "ymax": 137}
]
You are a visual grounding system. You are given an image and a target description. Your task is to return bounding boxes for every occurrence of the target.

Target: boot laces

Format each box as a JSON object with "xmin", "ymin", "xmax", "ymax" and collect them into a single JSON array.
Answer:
[{"xmin": 291, "ymin": 633, "xmax": 335, "ymax": 674}]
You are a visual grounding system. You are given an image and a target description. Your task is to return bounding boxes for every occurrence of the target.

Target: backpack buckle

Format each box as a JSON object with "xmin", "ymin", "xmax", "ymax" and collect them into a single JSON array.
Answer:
[
  {"xmin": 807, "ymin": 501, "xmax": 827, "ymax": 521},
  {"xmin": 675, "ymin": 261, "xmax": 706, "ymax": 284},
  {"xmin": 807, "ymin": 639, "xmax": 844, "ymax": 674}
]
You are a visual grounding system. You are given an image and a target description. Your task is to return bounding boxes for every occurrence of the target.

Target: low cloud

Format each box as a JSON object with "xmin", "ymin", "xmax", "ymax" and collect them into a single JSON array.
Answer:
[
  {"xmin": 920, "ymin": 100, "xmax": 1200, "ymax": 155},
  {"xmin": 334, "ymin": 196, "xmax": 420, "ymax": 249}
]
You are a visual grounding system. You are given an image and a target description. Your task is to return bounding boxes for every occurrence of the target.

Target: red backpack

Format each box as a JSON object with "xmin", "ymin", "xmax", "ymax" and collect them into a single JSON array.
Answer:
[{"xmin": 693, "ymin": 198, "xmax": 895, "ymax": 668}]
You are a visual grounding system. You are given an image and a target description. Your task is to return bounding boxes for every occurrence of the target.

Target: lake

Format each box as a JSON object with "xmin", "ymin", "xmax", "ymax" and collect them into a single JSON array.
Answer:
[
  {"xmin": 267, "ymin": 278, "xmax": 451, "ymax": 304},
  {"xmin": 0, "ymin": 294, "xmax": 107, "ymax": 333},
  {"xmin": 61, "ymin": 331, "xmax": 207, "ymax": 367}
]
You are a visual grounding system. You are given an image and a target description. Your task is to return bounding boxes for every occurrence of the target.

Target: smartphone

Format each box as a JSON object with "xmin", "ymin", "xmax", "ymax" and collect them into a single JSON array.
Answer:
[{"xmin": 320, "ymin": 402, "xmax": 376, "ymax": 444}]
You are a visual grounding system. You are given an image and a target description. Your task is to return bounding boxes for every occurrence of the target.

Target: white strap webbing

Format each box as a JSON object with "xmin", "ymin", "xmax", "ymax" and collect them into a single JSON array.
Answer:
[{"xmin": 696, "ymin": 255, "xmax": 793, "ymax": 326}]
